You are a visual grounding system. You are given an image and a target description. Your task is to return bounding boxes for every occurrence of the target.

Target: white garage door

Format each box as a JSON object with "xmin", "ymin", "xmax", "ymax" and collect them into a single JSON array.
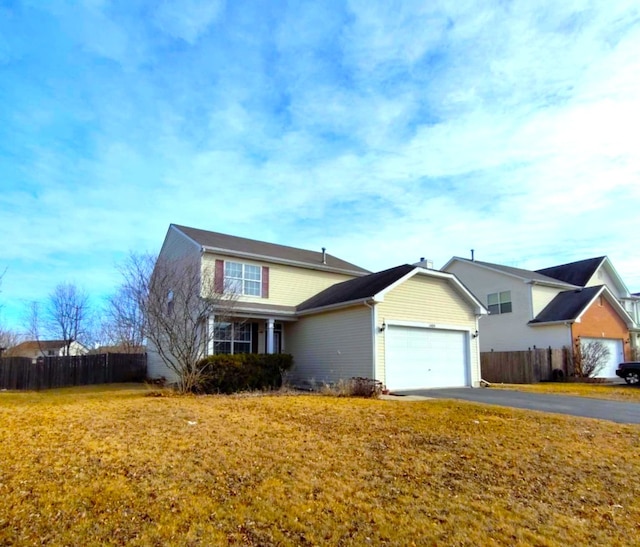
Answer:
[
  {"xmin": 580, "ymin": 338, "xmax": 624, "ymax": 378},
  {"xmin": 385, "ymin": 326, "xmax": 469, "ymax": 390}
]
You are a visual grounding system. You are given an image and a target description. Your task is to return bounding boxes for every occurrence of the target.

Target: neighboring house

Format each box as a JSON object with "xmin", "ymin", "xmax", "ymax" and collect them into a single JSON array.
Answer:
[
  {"xmin": 442, "ymin": 256, "xmax": 638, "ymax": 377},
  {"xmin": 149, "ymin": 224, "xmax": 487, "ymax": 390},
  {"xmin": 6, "ymin": 340, "xmax": 89, "ymax": 362}
]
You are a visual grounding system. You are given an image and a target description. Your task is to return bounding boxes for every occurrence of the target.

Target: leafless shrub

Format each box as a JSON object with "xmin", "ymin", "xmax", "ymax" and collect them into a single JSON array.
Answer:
[{"xmin": 571, "ymin": 339, "xmax": 611, "ymax": 378}]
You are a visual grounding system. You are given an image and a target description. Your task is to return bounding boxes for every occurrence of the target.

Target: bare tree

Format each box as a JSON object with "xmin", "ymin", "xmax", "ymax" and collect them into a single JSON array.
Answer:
[
  {"xmin": 572, "ymin": 339, "xmax": 611, "ymax": 377},
  {"xmin": 0, "ymin": 326, "xmax": 21, "ymax": 355},
  {"xmin": 102, "ymin": 283, "xmax": 146, "ymax": 352},
  {"xmin": 45, "ymin": 283, "xmax": 92, "ymax": 354},
  {"xmin": 119, "ymin": 252, "xmax": 237, "ymax": 392}
]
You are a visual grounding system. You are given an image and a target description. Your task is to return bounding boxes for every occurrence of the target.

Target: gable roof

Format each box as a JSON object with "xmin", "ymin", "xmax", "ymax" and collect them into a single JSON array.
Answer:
[
  {"xmin": 297, "ymin": 264, "xmax": 487, "ymax": 315},
  {"xmin": 529, "ymin": 285, "xmax": 634, "ymax": 327},
  {"xmin": 529, "ymin": 286, "xmax": 603, "ymax": 324},
  {"xmin": 10, "ymin": 340, "xmax": 68, "ymax": 352},
  {"xmin": 442, "ymin": 257, "xmax": 577, "ymax": 288},
  {"xmin": 535, "ymin": 257, "xmax": 606, "ymax": 287},
  {"xmin": 297, "ymin": 265, "xmax": 415, "ymax": 312},
  {"xmin": 172, "ymin": 224, "xmax": 369, "ymax": 276}
]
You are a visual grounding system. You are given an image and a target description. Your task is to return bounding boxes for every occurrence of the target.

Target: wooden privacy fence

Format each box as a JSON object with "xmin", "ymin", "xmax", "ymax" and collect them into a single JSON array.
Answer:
[
  {"xmin": 0, "ymin": 353, "xmax": 147, "ymax": 391},
  {"xmin": 481, "ymin": 348, "xmax": 568, "ymax": 384}
]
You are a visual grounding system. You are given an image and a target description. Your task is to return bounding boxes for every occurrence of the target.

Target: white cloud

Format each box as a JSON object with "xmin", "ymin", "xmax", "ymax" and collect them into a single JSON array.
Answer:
[
  {"xmin": 153, "ymin": 0, "xmax": 224, "ymax": 44},
  {"xmin": 1, "ymin": 0, "xmax": 640, "ymax": 329}
]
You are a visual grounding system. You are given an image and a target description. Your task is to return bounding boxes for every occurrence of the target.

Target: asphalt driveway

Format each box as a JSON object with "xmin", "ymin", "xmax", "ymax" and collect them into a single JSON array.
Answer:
[{"xmin": 395, "ymin": 387, "xmax": 640, "ymax": 424}]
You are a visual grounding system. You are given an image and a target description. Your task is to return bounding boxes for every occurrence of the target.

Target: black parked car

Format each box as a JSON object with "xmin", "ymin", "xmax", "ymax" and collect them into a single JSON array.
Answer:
[{"xmin": 615, "ymin": 362, "xmax": 640, "ymax": 385}]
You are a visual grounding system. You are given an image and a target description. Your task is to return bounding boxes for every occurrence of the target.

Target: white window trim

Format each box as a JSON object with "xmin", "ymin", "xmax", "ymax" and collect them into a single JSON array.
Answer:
[
  {"xmin": 224, "ymin": 261, "xmax": 262, "ymax": 297},
  {"xmin": 487, "ymin": 291, "xmax": 512, "ymax": 315}
]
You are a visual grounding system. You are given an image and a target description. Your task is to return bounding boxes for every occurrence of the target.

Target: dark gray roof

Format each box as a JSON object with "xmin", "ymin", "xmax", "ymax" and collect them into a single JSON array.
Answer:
[
  {"xmin": 535, "ymin": 257, "xmax": 606, "ymax": 287},
  {"xmin": 173, "ymin": 224, "xmax": 369, "ymax": 275},
  {"xmin": 451, "ymin": 258, "xmax": 575, "ymax": 286},
  {"xmin": 529, "ymin": 285, "xmax": 603, "ymax": 324},
  {"xmin": 297, "ymin": 264, "xmax": 415, "ymax": 312}
]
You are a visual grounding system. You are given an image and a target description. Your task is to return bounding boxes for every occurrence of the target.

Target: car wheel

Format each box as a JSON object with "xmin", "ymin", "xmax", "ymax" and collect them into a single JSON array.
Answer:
[{"xmin": 624, "ymin": 371, "xmax": 640, "ymax": 385}]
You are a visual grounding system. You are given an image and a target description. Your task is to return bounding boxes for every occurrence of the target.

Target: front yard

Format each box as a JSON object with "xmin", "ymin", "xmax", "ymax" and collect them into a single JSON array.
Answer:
[
  {"xmin": 1, "ymin": 384, "xmax": 639, "ymax": 546},
  {"xmin": 491, "ymin": 381, "xmax": 640, "ymax": 402}
]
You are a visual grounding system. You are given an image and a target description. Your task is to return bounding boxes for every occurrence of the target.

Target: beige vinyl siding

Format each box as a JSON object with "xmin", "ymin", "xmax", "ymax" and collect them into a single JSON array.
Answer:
[
  {"xmin": 160, "ymin": 226, "xmax": 201, "ymax": 262},
  {"xmin": 531, "ymin": 284, "xmax": 564, "ymax": 316},
  {"xmin": 147, "ymin": 340, "xmax": 181, "ymax": 384},
  {"xmin": 202, "ymin": 253, "xmax": 355, "ymax": 307},
  {"xmin": 375, "ymin": 276, "xmax": 480, "ymax": 386},
  {"xmin": 286, "ymin": 305, "xmax": 373, "ymax": 387}
]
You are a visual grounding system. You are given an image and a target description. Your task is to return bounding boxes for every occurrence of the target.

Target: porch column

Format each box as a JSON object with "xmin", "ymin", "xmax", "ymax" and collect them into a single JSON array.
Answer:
[{"xmin": 266, "ymin": 318, "xmax": 275, "ymax": 354}]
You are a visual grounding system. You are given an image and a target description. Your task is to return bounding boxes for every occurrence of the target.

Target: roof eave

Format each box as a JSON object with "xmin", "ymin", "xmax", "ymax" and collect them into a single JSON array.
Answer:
[
  {"xmin": 201, "ymin": 246, "xmax": 369, "ymax": 277},
  {"xmin": 297, "ymin": 297, "xmax": 377, "ymax": 316}
]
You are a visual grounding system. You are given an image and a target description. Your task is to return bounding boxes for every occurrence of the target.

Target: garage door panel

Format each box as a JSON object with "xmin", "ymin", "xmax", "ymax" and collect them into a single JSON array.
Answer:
[
  {"xmin": 386, "ymin": 326, "xmax": 469, "ymax": 390},
  {"xmin": 580, "ymin": 338, "xmax": 624, "ymax": 378}
]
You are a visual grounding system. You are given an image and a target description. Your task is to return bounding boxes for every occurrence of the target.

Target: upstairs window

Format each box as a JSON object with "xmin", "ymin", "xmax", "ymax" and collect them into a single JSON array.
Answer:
[
  {"xmin": 224, "ymin": 261, "xmax": 261, "ymax": 296},
  {"xmin": 488, "ymin": 291, "xmax": 512, "ymax": 314}
]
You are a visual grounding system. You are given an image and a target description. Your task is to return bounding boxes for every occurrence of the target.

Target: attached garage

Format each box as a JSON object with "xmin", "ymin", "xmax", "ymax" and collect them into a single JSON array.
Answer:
[
  {"xmin": 292, "ymin": 264, "xmax": 487, "ymax": 389},
  {"xmin": 580, "ymin": 337, "xmax": 624, "ymax": 378},
  {"xmin": 385, "ymin": 326, "xmax": 469, "ymax": 390}
]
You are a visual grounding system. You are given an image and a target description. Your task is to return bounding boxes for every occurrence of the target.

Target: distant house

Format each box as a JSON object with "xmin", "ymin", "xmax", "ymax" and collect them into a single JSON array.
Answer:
[
  {"xmin": 6, "ymin": 340, "xmax": 89, "ymax": 362},
  {"xmin": 89, "ymin": 345, "xmax": 146, "ymax": 355},
  {"xmin": 442, "ymin": 256, "xmax": 638, "ymax": 377},
  {"xmin": 148, "ymin": 224, "xmax": 487, "ymax": 390}
]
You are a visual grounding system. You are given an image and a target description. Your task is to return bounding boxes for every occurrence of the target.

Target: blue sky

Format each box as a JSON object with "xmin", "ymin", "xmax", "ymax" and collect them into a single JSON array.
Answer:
[{"xmin": 1, "ymin": 0, "xmax": 640, "ymax": 333}]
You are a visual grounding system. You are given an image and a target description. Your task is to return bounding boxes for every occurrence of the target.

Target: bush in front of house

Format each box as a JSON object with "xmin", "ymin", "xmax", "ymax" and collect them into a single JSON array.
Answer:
[
  {"xmin": 196, "ymin": 353, "xmax": 294, "ymax": 394},
  {"xmin": 322, "ymin": 377, "xmax": 384, "ymax": 398}
]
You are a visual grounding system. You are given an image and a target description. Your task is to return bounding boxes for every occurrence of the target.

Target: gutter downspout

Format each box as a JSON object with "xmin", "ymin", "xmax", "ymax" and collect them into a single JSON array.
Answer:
[{"xmin": 364, "ymin": 300, "xmax": 377, "ymax": 382}]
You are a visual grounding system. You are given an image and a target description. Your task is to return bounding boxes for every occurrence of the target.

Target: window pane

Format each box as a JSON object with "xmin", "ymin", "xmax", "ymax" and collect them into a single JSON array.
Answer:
[
  {"xmin": 234, "ymin": 323, "xmax": 251, "ymax": 341},
  {"xmin": 244, "ymin": 265, "xmax": 261, "ymax": 281},
  {"xmin": 499, "ymin": 291, "xmax": 511, "ymax": 303},
  {"xmin": 233, "ymin": 341, "xmax": 252, "ymax": 354},
  {"xmin": 224, "ymin": 262, "xmax": 242, "ymax": 278},
  {"xmin": 487, "ymin": 293, "xmax": 499, "ymax": 306},
  {"xmin": 488, "ymin": 304, "xmax": 499, "ymax": 315},
  {"xmin": 214, "ymin": 322, "xmax": 232, "ymax": 340},
  {"xmin": 500, "ymin": 302, "xmax": 512, "ymax": 313},
  {"xmin": 244, "ymin": 280, "xmax": 261, "ymax": 296},
  {"xmin": 214, "ymin": 341, "xmax": 231, "ymax": 354}
]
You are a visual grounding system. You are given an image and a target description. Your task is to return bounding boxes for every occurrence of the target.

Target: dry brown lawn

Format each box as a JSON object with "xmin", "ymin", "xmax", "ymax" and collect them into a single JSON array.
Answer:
[
  {"xmin": 1, "ymin": 384, "xmax": 639, "ymax": 546},
  {"xmin": 491, "ymin": 381, "xmax": 640, "ymax": 402}
]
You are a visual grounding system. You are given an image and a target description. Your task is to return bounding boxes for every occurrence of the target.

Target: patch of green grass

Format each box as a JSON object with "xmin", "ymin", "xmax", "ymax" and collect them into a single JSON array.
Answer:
[
  {"xmin": 0, "ymin": 385, "xmax": 639, "ymax": 545},
  {"xmin": 491, "ymin": 381, "xmax": 640, "ymax": 401}
]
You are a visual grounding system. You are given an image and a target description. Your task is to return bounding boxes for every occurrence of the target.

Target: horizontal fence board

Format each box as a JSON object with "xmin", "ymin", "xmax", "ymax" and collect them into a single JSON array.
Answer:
[
  {"xmin": 481, "ymin": 348, "xmax": 569, "ymax": 384},
  {"xmin": 0, "ymin": 354, "xmax": 147, "ymax": 390}
]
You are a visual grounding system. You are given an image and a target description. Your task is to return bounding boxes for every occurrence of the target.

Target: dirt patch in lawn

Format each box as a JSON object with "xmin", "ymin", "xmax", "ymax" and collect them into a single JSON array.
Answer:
[{"xmin": 0, "ymin": 384, "xmax": 638, "ymax": 545}]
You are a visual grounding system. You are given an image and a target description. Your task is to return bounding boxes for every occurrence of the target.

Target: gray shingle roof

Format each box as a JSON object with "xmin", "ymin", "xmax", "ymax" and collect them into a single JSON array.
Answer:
[
  {"xmin": 173, "ymin": 224, "xmax": 369, "ymax": 275},
  {"xmin": 535, "ymin": 257, "xmax": 606, "ymax": 287},
  {"xmin": 297, "ymin": 264, "xmax": 415, "ymax": 312},
  {"xmin": 451, "ymin": 258, "xmax": 576, "ymax": 287},
  {"xmin": 529, "ymin": 285, "xmax": 603, "ymax": 324}
]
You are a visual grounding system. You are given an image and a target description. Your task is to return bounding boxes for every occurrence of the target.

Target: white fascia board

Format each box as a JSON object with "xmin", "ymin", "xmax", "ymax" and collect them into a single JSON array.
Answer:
[
  {"xmin": 296, "ymin": 298, "xmax": 376, "ymax": 316},
  {"xmin": 200, "ymin": 246, "xmax": 368, "ymax": 277},
  {"xmin": 385, "ymin": 319, "xmax": 476, "ymax": 332},
  {"xmin": 375, "ymin": 267, "xmax": 488, "ymax": 315},
  {"xmin": 529, "ymin": 320, "xmax": 575, "ymax": 327},
  {"xmin": 599, "ymin": 258, "xmax": 631, "ymax": 297},
  {"xmin": 574, "ymin": 286, "xmax": 636, "ymax": 328}
]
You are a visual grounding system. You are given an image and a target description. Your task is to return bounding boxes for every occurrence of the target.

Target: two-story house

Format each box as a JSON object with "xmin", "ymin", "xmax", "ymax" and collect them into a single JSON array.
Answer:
[
  {"xmin": 442, "ymin": 256, "xmax": 638, "ymax": 377},
  {"xmin": 148, "ymin": 224, "xmax": 487, "ymax": 390}
]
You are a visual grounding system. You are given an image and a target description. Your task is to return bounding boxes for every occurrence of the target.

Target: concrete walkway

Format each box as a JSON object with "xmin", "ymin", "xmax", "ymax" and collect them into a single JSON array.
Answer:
[{"xmin": 389, "ymin": 387, "xmax": 640, "ymax": 424}]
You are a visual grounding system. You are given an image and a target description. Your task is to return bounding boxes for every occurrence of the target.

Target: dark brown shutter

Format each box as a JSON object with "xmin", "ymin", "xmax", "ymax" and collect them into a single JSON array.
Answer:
[
  {"xmin": 261, "ymin": 266, "xmax": 269, "ymax": 298},
  {"xmin": 214, "ymin": 259, "xmax": 224, "ymax": 293}
]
